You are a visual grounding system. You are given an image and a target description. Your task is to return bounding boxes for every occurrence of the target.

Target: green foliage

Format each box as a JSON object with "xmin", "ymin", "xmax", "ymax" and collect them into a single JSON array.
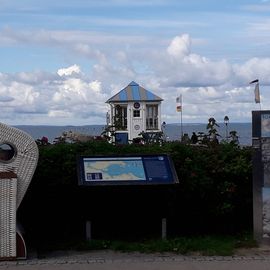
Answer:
[
  {"xmin": 19, "ymin": 141, "xmax": 253, "ymax": 250},
  {"xmin": 190, "ymin": 117, "xmax": 239, "ymax": 146},
  {"xmin": 68, "ymin": 233, "xmax": 257, "ymax": 256}
]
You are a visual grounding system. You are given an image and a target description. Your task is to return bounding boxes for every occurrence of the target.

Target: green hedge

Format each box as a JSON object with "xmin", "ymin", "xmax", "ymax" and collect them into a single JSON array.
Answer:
[{"xmin": 18, "ymin": 141, "xmax": 253, "ymax": 248}]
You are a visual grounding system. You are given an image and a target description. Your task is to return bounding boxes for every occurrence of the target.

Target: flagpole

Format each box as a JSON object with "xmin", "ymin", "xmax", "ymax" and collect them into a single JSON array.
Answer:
[
  {"xmin": 180, "ymin": 95, "xmax": 183, "ymax": 139},
  {"xmin": 258, "ymin": 83, "xmax": 262, "ymax": 110},
  {"xmin": 176, "ymin": 94, "xmax": 183, "ymax": 140},
  {"xmin": 256, "ymin": 82, "xmax": 261, "ymax": 110}
]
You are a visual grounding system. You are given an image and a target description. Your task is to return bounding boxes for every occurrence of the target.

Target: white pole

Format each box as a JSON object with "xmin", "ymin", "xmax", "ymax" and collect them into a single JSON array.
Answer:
[
  {"xmin": 176, "ymin": 95, "xmax": 183, "ymax": 140},
  {"xmin": 180, "ymin": 95, "xmax": 183, "ymax": 139}
]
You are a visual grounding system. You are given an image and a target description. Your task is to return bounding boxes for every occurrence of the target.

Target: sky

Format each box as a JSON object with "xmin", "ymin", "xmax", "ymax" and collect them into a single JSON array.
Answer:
[{"xmin": 0, "ymin": 0, "xmax": 270, "ymax": 126}]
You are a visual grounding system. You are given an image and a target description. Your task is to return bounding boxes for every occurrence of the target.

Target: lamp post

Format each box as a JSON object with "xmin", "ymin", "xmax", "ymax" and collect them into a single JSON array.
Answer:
[
  {"xmin": 224, "ymin": 115, "xmax": 229, "ymax": 141},
  {"xmin": 161, "ymin": 121, "xmax": 166, "ymax": 141}
]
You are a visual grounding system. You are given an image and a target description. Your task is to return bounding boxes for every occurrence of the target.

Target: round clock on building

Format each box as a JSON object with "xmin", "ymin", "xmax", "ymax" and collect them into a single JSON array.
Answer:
[{"xmin": 133, "ymin": 102, "xmax": 140, "ymax": 109}]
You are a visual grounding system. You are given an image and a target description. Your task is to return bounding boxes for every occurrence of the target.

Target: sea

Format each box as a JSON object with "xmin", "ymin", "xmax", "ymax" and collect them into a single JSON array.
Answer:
[{"xmin": 14, "ymin": 122, "xmax": 252, "ymax": 146}]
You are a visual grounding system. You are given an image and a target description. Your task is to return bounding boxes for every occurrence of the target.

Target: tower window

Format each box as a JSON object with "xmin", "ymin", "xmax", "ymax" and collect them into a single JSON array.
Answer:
[
  {"xmin": 114, "ymin": 105, "xmax": 127, "ymax": 129},
  {"xmin": 133, "ymin": 110, "xmax": 140, "ymax": 117},
  {"xmin": 146, "ymin": 105, "xmax": 158, "ymax": 130}
]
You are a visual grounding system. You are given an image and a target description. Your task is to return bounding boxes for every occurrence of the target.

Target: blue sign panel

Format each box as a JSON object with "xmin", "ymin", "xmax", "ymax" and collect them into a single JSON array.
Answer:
[
  {"xmin": 115, "ymin": 133, "xmax": 128, "ymax": 144},
  {"xmin": 77, "ymin": 154, "xmax": 179, "ymax": 186}
]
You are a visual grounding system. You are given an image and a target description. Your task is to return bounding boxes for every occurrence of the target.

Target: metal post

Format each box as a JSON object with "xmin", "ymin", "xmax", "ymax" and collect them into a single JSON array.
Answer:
[
  {"xmin": 180, "ymin": 94, "xmax": 183, "ymax": 140},
  {"xmin": 181, "ymin": 110, "xmax": 183, "ymax": 140},
  {"xmin": 224, "ymin": 116, "xmax": 229, "ymax": 141},
  {"xmin": 86, "ymin": 221, "xmax": 92, "ymax": 241},
  {"xmin": 161, "ymin": 218, "xmax": 167, "ymax": 240}
]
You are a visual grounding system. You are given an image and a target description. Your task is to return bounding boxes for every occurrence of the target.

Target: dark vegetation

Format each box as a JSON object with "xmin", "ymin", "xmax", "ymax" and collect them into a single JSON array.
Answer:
[
  {"xmin": 18, "ymin": 139, "xmax": 253, "ymax": 253},
  {"xmin": 75, "ymin": 234, "xmax": 256, "ymax": 256}
]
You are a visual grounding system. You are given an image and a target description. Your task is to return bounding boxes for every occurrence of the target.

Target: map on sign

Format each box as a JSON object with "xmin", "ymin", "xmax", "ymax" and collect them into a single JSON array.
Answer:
[
  {"xmin": 262, "ymin": 113, "xmax": 270, "ymax": 137},
  {"xmin": 83, "ymin": 157, "xmax": 146, "ymax": 181},
  {"xmin": 78, "ymin": 154, "xmax": 179, "ymax": 186}
]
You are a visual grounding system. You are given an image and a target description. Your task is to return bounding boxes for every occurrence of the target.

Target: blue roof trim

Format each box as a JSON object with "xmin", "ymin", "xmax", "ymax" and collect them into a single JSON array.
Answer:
[
  {"xmin": 129, "ymin": 81, "xmax": 138, "ymax": 86},
  {"xmin": 106, "ymin": 81, "xmax": 163, "ymax": 103},
  {"xmin": 131, "ymin": 84, "xmax": 140, "ymax": 100},
  {"xmin": 119, "ymin": 89, "xmax": 128, "ymax": 101},
  {"xmin": 146, "ymin": 90, "xmax": 155, "ymax": 100}
]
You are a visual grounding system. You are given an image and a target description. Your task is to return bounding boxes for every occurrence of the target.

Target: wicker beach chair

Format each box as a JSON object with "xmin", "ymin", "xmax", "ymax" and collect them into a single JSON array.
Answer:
[{"xmin": 0, "ymin": 123, "xmax": 39, "ymax": 260}]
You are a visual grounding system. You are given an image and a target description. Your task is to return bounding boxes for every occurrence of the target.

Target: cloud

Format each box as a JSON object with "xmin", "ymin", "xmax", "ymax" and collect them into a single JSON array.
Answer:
[
  {"xmin": 57, "ymin": 64, "xmax": 81, "ymax": 76},
  {"xmin": 243, "ymin": 3, "xmax": 270, "ymax": 12},
  {"xmin": 0, "ymin": 96, "xmax": 14, "ymax": 102},
  {"xmin": 167, "ymin": 34, "xmax": 191, "ymax": 58},
  {"xmin": 150, "ymin": 34, "xmax": 233, "ymax": 88},
  {"xmin": 0, "ymin": 68, "xmax": 109, "ymax": 125},
  {"xmin": 0, "ymin": 27, "xmax": 149, "ymax": 48},
  {"xmin": 52, "ymin": 78, "xmax": 105, "ymax": 106},
  {"xmin": 233, "ymin": 57, "xmax": 270, "ymax": 84},
  {"xmin": 1, "ymin": 33, "xmax": 269, "ymax": 125},
  {"xmin": 48, "ymin": 110, "xmax": 73, "ymax": 118}
]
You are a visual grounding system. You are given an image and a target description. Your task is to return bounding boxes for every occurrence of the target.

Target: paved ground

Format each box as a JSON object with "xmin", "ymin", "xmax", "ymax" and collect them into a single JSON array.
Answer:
[{"xmin": 1, "ymin": 247, "xmax": 270, "ymax": 270}]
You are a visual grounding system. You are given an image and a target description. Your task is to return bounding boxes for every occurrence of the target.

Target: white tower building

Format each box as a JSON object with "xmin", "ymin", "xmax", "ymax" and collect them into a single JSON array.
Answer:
[{"xmin": 106, "ymin": 81, "xmax": 163, "ymax": 143}]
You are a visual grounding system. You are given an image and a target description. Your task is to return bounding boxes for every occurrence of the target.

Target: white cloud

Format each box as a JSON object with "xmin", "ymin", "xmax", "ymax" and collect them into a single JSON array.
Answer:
[
  {"xmin": 233, "ymin": 57, "xmax": 270, "ymax": 83},
  {"xmin": 57, "ymin": 64, "xmax": 81, "ymax": 76},
  {"xmin": 52, "ymin": 78, "xmax": 105, "ymax": 106},
  {"xmin": 167, "ymin": 34, "xmax": 191, "ymax": 58},
  {"xmin": 1, "ymin": 32, "xmax": 269, "ymax": 125},
  {"xmin": 1, "ymin": 80, "xmax": 39, "ymax": 107},
  {"xmin": 48, "ymin": 110, "xmax": 73, "ymax": 118},
  {"xmin": 0, "ymin": 28, "xmax": 150, "ymax": 49},
  {"xmin": 4, "ymin": 0, "xmax": 270, "ymax": 128},
  {"xmin": 0, "ymin": 66, "xmax": 110, "ymax": 125},
  {"xmin": 0, "ymin": 96, "xmax": 14, "ymax": 102},
  {"xmin": 150, "ymin": 34, "xmax": 233, "ymax": 89}
]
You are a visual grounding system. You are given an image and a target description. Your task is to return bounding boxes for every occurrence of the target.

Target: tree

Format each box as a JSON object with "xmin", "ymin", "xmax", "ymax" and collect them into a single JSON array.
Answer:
[
  {"xmin": 229, "ymin": 130, "xmax": 239, "ymax": 145},
  {"xmin": 206, "ymin": 117, "xmax": 220, "ymax": 143}
]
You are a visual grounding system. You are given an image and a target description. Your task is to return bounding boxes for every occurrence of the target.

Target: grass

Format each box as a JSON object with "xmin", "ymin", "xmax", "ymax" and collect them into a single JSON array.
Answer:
[{"xmin": 74, "ymin": 233, "xmax": 257, "ymax": 256}]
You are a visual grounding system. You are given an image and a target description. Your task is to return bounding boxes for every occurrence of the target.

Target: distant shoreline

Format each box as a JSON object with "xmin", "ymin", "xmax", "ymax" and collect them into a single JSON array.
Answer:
[
  {"xmin": 13, "ymin": 122, "xmax": 252, "ymax": 127},
  {"xmin": 14, "ymin": 123, "xmax": 252, "ymax": 146}
]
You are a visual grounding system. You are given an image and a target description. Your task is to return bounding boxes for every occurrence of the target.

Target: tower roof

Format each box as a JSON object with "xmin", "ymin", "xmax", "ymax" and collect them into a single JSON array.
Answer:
[{"xmin": 106, "ymin": 81, "xmax": 163, "ymax": 103}]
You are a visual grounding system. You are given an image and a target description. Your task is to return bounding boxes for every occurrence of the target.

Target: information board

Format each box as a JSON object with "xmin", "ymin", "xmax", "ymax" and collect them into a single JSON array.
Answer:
[
  {"xmin": 77, "ymin": 154, "xmax": 179, "ymax": 186},
  {"xmin": 252, "ymin": 110, "xmax": 270, "ymax": 242}
]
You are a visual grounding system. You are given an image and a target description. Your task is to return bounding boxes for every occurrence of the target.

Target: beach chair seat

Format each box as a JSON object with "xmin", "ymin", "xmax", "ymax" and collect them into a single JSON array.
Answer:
[{"xmin": 0, "ymin": 123, "xmax": 38, "ymax": 260}]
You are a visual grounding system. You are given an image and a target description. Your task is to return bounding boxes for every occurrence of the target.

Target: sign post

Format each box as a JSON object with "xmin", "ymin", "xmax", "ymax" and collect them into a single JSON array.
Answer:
[{"xmin": 252, "ymin": 110, "xmax": 270, "ymax": 243}]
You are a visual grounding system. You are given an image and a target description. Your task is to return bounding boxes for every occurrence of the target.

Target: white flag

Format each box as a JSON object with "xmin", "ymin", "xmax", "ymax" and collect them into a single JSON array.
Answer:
[
  {"xmin": 254, "ymin": 83, "xmax": 260, "ymax": 103},
  {"xmin": 176, "ymin": 95, "xmax": 182, "ymax": 112}
]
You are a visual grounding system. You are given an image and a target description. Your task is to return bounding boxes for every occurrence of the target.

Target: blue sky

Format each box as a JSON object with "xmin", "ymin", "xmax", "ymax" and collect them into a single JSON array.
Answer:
[{"xmin": 0, "ymin": 0, "xmax": 270, "ymax": 125}]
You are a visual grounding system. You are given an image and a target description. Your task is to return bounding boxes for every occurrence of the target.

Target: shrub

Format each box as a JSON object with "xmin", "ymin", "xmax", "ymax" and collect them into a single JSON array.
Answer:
[{"xmin": 18, "ymin": 141, "xmax": 253, "ymax": 249}]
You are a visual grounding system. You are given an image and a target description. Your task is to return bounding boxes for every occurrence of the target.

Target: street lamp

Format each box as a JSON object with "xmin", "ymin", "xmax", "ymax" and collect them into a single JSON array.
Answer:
[
  {"xmin": 161, "ymin": 121, "xmax": 167, "ymax": 141},
  {"xmin": 224, "ymin": 115, "xmax": 229, "ymax": 140}
]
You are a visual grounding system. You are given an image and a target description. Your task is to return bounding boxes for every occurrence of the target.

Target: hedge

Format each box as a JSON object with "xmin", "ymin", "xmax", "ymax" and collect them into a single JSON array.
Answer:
[{"xmin": 18, "ymin": 141, "xmax": 253, "ymax": 249}]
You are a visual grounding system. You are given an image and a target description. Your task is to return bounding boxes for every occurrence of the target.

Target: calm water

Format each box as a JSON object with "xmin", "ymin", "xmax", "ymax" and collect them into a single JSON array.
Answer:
[
  {"xmin": 14, "ymin": 122, "xmax": 252, "ymax": 146},
  {"xmin": 164, "ymin": 122, "xmax": 252, "ymax": 145}
]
